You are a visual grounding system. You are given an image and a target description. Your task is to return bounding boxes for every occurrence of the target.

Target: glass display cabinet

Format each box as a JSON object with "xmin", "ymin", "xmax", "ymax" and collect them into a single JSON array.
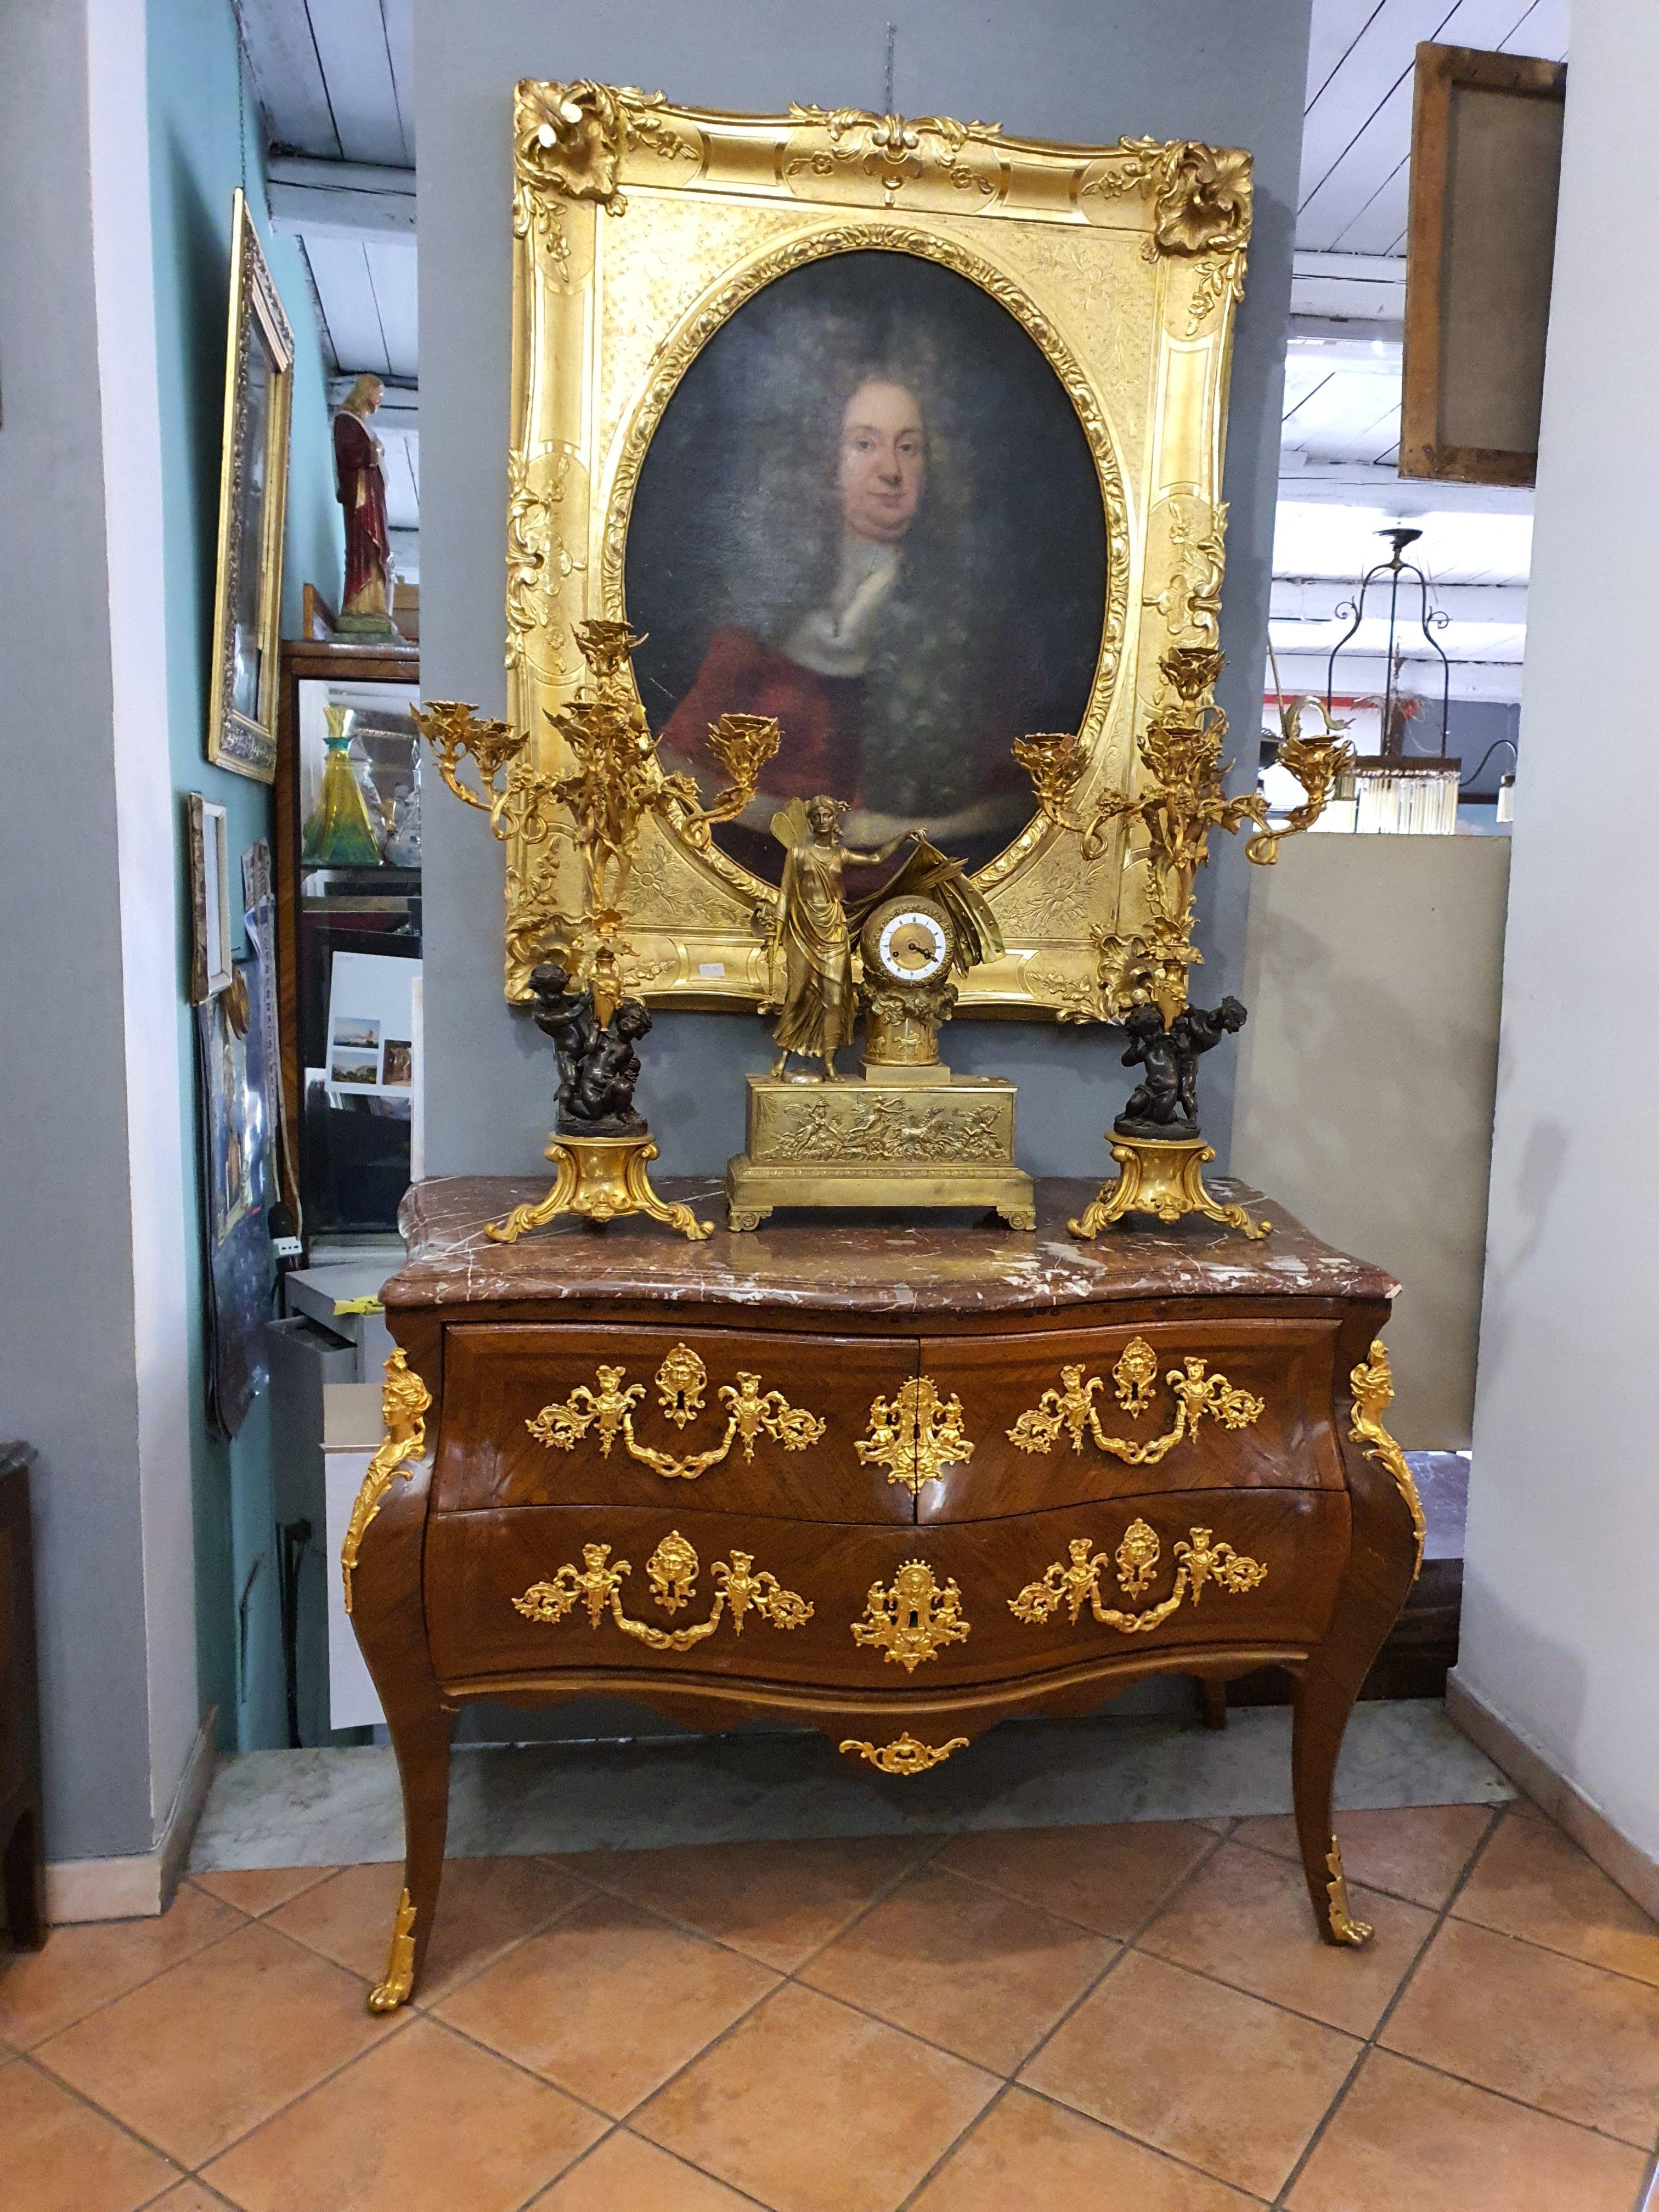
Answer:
[{"xmin": 275, "ymin": 633, "xmax": 421, "ymax": 1248}]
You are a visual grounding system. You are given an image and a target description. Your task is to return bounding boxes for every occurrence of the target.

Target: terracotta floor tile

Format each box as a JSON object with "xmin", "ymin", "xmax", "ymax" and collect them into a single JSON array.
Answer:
[
  {"xmin": 1287, "ymin": 2048, "xmax": 1651, "ymax": 2211},
  {"xmin": 571, "ymin": 1833, "xmax": 926, "ymax": 1972},
  {"xmin": 798, "ymin": 1864, "xmax": 1114, "ymax": 2074},
  {"xmin": 1020, "ymin": 1949, "xmax": 1358, "ymax": 2198},
  {"xmin": 269, "ymin": 1855, "xmax": 586, "ymax": 2004},
  {"xmin": 529, "ymin": 2129, "xmax": 760, "ymax": 2208},
  {"xmin": 189, "ymin": 1865, "xmax": 335, "ymax": 1917},
  {"xmin": 0, "ymin": 1886, "xmax": 242, "ymax": 2049},
  {"xmin": 145, "ymin": 2189, "xmax": 236, "ymax": 2209},
  {"xmin": 1452, "ymin": 1813, "xmax": 1659, "ymax": 1985},
  {"xmin": 33, "ymin": 1920, "xmax": 394, "ymax": 2168},
  {"xmin": 1382, "ymin": 1917, "xmax": 1659, "ymax": 2146},
  {"xmin": 204, "ymin": 2013, "xmax": 605, "ymax": 2211},
  {"xmin": 433, "ymin": 1888, "xmax": 776, "ymax": 2116},
  {"xmin": 935, "ymin": 1820, "xmax": 1215, "ymax": 1938},
  {"xmin": 0, "ymin": 2059, "xmax": 182, "ymax": 2212},
  {"xmin": 1231, "ymin": 1804, "xmax": 1494, "ymax": 1910},
  {"xmin": 911, "ymin": 2086, "xmax": 1261, "ymax": 2209},
  {"xmin": 1139, "ymin": 1841, "xmax": 1435, "ymax": 2035},
  {"xmin": 635, "ymin": 1980, "xmax": 998, "ymax": 2212}
]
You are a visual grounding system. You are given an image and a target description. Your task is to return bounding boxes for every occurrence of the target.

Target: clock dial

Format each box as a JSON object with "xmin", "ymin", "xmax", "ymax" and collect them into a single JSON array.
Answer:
[{"xmin": 877, "ymin": 907, "xmax": 951, "ymax": 983}]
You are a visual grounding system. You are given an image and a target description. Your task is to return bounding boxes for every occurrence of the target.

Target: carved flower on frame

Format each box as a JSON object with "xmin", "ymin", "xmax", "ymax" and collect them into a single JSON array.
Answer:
[
  {"xmin": 516, "ymin": 81, "xmax": 626, "ymax": 203},
  {"xmin": 1155, "ymin": 144, "xmax": 1252, "ymax": 257}
]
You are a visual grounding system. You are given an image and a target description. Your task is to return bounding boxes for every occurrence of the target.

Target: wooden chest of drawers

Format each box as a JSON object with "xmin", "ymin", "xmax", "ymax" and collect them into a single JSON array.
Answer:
[{"xmin": 346, "ymin": 1177, "xmax": 1420, "ymax": 2010}]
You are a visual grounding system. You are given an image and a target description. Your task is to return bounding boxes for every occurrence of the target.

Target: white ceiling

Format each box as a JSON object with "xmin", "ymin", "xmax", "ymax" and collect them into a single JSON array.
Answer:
[
  {"xmin": 236, "ymin": 1, "xmax": 418, "ymax": 527},
  {"xmin": 236, "ymin": 0, "xmax": 412, "ymax": 164},
  {"xmin": 1272, "ymin": 0, "xmax": 1568, "ymax": 701},
  {"xmin": 1298, "ymin": 0, "xmax": 1568, "ymax": 254}
]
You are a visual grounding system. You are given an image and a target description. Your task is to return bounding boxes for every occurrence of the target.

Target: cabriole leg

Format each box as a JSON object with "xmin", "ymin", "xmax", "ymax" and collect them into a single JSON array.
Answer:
[
  {"xmin": 1292, "ymin": 1658, "xmax": 1374, "ymax": 1946},
  {"xmin": 370, "ymin": 1703, "xmax": 454, "ymax": 2011}
]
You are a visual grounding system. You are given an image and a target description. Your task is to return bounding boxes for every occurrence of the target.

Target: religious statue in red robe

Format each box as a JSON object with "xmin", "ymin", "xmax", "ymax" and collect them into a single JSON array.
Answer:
[{"xmin": 333, "ymin": 373, "xmax": 396, "ymax": 635}]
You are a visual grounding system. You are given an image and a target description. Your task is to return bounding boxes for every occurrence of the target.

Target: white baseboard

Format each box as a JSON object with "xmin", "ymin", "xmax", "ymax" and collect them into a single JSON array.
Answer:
[
  {"xmin": 44, "ymin": 1705, "xmax": 218, "ymax": 1924},
  {"xmin": 1447, "ymin": 1671, "xmax": 1658, "ymax": 1919}
]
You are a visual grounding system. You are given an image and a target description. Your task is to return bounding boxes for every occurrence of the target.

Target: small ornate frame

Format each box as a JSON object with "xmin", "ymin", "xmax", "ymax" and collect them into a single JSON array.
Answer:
[
  {"xmin": 507, "ymin": 86, "xmax": 1251, "ymax": 1017},
  {"xmin": 207, "ymin": 189, "xmax": 295, "ymax": 783}
]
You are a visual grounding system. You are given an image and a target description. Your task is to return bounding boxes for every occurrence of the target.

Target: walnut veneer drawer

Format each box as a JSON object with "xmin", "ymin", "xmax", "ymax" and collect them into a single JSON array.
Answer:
[
  {"xmin": 424, "ymin": 1492, "xmax": 1346, "ymax": 1693},
  {"xmin": 432, "ymin": 1324, "xmax": 915, "ymax": 1522},
  {"xmin": 916, "ymin": 1319, "xmax": 1348, "ymax": 1523}
]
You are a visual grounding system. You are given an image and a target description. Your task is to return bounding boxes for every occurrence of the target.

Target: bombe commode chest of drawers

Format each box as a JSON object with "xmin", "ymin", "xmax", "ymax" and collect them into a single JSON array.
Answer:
[{"xmin": 343, "ymin": 1175, "xmax": 1421, "ymax": 2011}]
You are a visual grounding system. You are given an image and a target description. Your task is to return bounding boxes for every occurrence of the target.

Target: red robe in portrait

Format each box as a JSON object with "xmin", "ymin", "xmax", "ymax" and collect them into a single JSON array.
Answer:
[{"xmin": 662, "ymin": 627, "xmax": 862, "ymax": 803}]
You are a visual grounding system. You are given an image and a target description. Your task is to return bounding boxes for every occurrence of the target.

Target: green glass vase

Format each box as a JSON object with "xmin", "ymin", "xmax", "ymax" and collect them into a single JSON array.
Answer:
[{"xmin": 302, "ymin": 705, "xmax": 383, "ymax": 866}]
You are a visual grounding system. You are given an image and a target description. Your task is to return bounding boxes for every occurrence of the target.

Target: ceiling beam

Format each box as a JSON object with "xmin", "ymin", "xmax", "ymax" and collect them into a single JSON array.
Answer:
[
  {"xmin": 1272, "ymin": 579, "xmax": 1525, "ymax": 625},
  {"xmin": 267, "ymin": 155, "xmax": 414, "ymax": 238}
]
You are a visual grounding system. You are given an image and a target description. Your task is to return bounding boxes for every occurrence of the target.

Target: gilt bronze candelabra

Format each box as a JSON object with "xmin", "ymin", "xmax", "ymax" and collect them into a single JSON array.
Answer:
[
  {"xmin": 413, "ymin": 622, "xmax": 780, "ymax": 1241},
  {"xmin": 1015, "ymin": 646, "xmax": 1352, "ymax": 1240}
]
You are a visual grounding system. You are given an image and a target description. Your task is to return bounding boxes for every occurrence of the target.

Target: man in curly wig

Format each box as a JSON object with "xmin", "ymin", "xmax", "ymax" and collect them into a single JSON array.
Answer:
[{"xmin": 661, "ymin": 351, "xmax": 1026, "ymax": 863}]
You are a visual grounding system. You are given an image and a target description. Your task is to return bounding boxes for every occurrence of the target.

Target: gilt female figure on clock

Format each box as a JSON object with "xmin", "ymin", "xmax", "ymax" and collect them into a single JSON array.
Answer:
[{"xmin": 768, "ymin": 796, "xmax": 907, "ymax": 1081}]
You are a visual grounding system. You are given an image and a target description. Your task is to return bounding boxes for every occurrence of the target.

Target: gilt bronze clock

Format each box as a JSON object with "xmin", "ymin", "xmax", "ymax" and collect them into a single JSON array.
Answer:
[{"xmin": 726, "ymin": 832, "xmax": 1035, "ymax": 1232}]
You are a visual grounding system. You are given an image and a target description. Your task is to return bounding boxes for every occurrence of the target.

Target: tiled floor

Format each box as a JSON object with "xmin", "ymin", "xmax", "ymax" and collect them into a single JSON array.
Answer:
[{"xmin": 4, "ymin": 1801, "xmax": 1656, "ymax": 2211}]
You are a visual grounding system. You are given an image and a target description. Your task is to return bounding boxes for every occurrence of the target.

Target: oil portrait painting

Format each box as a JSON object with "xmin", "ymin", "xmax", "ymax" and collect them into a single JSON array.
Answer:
[{"xmin": 627, "ymin": 251, "xmax": 1109, "ymax": 883}]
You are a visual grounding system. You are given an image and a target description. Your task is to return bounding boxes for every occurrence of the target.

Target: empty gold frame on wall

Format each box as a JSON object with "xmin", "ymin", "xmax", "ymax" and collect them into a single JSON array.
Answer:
[
  {"xmin": 505, "ymin": 84, "xmax": 1251, "ymax": 1015},
  {"xmin": 208, "ymin": 189, "xmax": 295, "ymax": 782}
]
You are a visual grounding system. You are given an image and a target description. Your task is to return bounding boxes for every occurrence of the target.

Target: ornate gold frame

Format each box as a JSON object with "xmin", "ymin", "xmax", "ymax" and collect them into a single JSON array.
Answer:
[
  {"xmin": 506, "ymin": 85, "xmax": 1251, "ymax": 1015},
  {"xmin": 207, "ymin": 189, "xmax": 294, "ymax": 783}
]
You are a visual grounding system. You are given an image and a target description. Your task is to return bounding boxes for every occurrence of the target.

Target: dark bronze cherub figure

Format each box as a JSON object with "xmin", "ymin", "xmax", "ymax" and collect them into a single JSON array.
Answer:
[
  {"xmin": 1114, "ymin": 995, "xmax": 1248, "ymax": 1140},
  {"xmin": 526, "ymin": 962, "xmax": 651, "ymax": 1138}
]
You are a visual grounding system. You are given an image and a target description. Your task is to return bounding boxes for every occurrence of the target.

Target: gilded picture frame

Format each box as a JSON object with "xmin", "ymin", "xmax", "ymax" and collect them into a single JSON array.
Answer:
[
  {"xmin": 507, "ymin": 84, "xmax": 1251, "ymax": 1017},
  {"xmin": 187, "ymin": 792, "xmax": 233, "ymax": 1005},
  {"xmin": 207, "ymin": 189, "xmax": 295, "ymax": 783}
]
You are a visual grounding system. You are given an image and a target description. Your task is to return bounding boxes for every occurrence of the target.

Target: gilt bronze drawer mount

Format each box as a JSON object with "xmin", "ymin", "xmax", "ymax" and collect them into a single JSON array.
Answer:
[{"xmin": 526, "ymin": 1342, "xmax": 827, "ymax": 1480}]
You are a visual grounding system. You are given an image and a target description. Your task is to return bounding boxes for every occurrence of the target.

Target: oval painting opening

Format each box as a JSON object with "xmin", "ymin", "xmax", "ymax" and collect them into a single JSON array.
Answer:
[{"xmin": 625, "ymin": 250, "xmax": 1108, "ymax": 888}]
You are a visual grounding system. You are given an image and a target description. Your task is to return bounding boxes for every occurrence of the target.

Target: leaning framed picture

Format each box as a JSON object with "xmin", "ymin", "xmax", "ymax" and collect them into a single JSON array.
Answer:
[
  {"xmin": 207, "ymin": 188, "xmax": 295, "ymax": 781},
  {"xmin": 1401, "ymin": 42, "xmax": 1566, "ymax": 486},
  {"xmin": 504, "ymin": 86, "xmax": 1253, "ymax": 1020},
  {"xmin": 188, "ymin": 792, "xmax": 233, "ymax": 1003}
]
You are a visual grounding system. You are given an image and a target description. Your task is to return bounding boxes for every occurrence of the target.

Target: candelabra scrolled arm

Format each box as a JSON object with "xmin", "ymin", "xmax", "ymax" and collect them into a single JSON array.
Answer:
[
  {"xmin": 1246, "ymin": 697, "xmax": 1355, "ymax": 867},
  {"xmin": 411, "ymin": 701, "xmax": 530, "ymax": 839},
  {"xmin": 1015, "ymin": 646, "xmax": 1297, "ymax": 1022},
  {"xmin": 670, "ymin": 713, "xmax": 782, "ymax": 851},
  {"xmin": 1012, "ymin": 732, "xmax": 1124, "ymax": 859}
]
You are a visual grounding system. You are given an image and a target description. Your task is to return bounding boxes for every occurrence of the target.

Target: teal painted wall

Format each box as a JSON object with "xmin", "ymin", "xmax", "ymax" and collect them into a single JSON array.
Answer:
[{"xmin": 146, "ymin": 0, "xmax": 343, "ymax": 1750}]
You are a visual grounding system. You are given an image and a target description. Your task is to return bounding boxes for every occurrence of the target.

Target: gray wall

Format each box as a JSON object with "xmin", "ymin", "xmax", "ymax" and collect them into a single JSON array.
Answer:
[
  {"xmin": 0, "ymin": 2, "xmax": 155, "ymax": 1859},
  {"xmin": 414, "ymin": 0, "xmax": 1312, "ymax": 1177},
  {"xmin": 1230, "ymin": 835, "xmax": 1510, "ymax": 1451},
  {"xmin": 1458, "ymin": 0, "xmax": 1659, "ymax": 1864}
]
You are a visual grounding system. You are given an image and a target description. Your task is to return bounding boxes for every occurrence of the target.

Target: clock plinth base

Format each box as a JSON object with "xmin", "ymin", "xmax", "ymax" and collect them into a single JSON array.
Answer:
[
  {"xmin": 1069, "ymin": 1132, "xmax": 1272, "ymax": 1242},
  {"xmin": 726, "ymin": 1073, "xmax": 1034, "ymax": 1232},
  {"xmin": 862, "ymin": 1060, "xmax": 950, "ymax": 1086}
]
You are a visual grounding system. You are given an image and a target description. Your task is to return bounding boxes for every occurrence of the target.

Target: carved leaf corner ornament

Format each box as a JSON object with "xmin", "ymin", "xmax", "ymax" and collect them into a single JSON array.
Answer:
[
  {"xmin": 1347, "ymin": 1339, "xmax": 1425, "ymax": 1579},
  {"xmin": 1086, "ymin": 137, "xmax": 1253, "ymax": 334},
  {"xmin": 341, "ymin": 1349, "xmax": 431, "ymax": 1616}
]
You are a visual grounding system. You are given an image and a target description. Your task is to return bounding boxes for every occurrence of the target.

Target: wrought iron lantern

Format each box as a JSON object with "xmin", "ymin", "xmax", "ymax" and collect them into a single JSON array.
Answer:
[{"xmin": 1325, "ymin": 527, "xmax": 1460, "ymax": 834}]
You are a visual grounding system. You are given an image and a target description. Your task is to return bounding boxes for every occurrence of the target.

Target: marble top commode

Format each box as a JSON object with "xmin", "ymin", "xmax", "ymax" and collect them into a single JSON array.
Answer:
[{"xmin": 387, "ymin": 1175, "xmax": 1398, "ymax": 1317}]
